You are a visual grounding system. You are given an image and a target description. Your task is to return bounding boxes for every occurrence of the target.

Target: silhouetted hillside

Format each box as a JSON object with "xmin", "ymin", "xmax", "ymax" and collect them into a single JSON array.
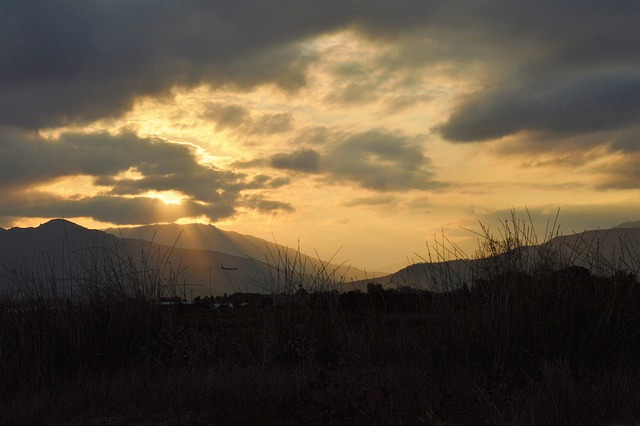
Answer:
[
  {"xmin": 0, "ymin": 220, "xmax": 355, "ymax": 298},
  {"xmin": 104, "ymin": 223, "xmax": 386, "ymax": 279},
  {"xmin": 2, "ymin": 219, "xmax": 638, "ymax": 298},
  {"xmin": 359, "ymin": 225, "xmax": 639, "ymax": 292},
  {"xmin": 613, "ymin": 220, "xmax": 640, "ymax": 229}
]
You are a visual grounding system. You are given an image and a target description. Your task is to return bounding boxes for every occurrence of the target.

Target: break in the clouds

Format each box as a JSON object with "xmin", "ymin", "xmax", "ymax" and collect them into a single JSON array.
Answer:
[
  {"xmin": 0, "ymin": 0, "xmax": 636, "ymax": 261},
  {"xmin": 0, "ymin": 0, "xmax": 442, "ymax": 130},
  {"xmin": 0, "ymin": 129, "xmax": 292, "ymax": 224},
  {"xmin": 0, "ymin": 130, "xmax": 239, "ymax": 197},
  {"xmin": 0, "ymin": 192, "xmax": 205, "ymax": 225},
  {"xmin": 0, "ymin": 1, "xmax": 316, "ymax": 129},
  {"xmin": 0, "ymin": 1, "xmax": 636, "ymax": 147}
]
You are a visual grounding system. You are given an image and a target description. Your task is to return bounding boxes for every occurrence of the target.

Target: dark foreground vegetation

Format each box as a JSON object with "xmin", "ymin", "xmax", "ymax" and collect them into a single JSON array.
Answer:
[{"xmin": 1, "ymin": 221, "xmax": 639, "ymax": 425}]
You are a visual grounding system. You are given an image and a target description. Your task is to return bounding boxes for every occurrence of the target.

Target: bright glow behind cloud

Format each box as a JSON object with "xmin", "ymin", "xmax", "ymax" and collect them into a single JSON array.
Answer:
[{"xmin": 0, "ymin": 2, "xmax": 637, "ymax": 269}]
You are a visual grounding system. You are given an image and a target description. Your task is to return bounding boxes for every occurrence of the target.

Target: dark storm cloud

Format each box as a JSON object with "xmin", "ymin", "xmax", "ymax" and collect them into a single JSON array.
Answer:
[
  {"xmin": 270, "ymin": 149, "xmax": 320, "ymax": 172},
  {"xmin": 0, "ymin": 1, "xmax": 318, "ymax": 129},
  {"xmin": 0, "ymin": 192, "xmax": 188, "ymax": 224},
  {"xmin": 0, "ymin": 191, "xmax": 238, "ymax": 225},
  {"xmin": 0, "ymin": 130, "xmax": 243, "ymax": 197},
  {"xmin": 437, "ymin": 71, "xmax": 640, "ymax": 142},
  {"xmin": 0, "ymin": 0, "xmax": 438, "ymax": 130},
  {"xmin": 0, "ymin": 130, "xmax": 294, "ymax": 223},
  {"xmin": 427, "ymin": 2, "xmax": 640, "ymax": 147},
  {"xmin": 3, "ymin": 0, "xmax": 634, "ymax": 152},
  {"xmin": 1, "ymin": 0, "xmax": 636, "ymax": 230}
]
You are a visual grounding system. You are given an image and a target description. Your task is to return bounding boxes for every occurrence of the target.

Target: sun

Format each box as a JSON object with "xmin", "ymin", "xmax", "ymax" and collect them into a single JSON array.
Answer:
[{"xmin": 143, "ymin": 190, "xmax": 187, "ymax": 205}]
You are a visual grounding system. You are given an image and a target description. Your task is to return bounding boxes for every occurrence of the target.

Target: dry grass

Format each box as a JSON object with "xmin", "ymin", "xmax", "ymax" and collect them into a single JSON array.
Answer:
[{"xmin": 1, "ymin": 214, "xmax": 639, "ymax": 425}]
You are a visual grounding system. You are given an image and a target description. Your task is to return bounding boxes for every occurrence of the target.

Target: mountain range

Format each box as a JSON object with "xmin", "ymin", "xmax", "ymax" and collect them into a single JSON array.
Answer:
[
  {"xmin": 0, "ymin": 219, "xmax": 638, "ymax": 299},
  {"xmin": 362, "ymin": 224, "xmax": 640, "ymax": 291},
  {"xmin": 0, "ymin": 219, "xmax": 381, "ymax": 299},
  {"xmin": 103, "ymin": 222, "xmax": 388, "ymax": 277}
]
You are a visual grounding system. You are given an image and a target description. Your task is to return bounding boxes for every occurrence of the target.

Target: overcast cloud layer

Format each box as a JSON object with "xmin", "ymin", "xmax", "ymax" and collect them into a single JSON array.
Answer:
[
  {"xmin": 0, "ymin": 1, "xmax": 637, "ymax": 249},
  {"xmin": 2, "ymin": 1, "xmax": 637, "ymax": 130}
]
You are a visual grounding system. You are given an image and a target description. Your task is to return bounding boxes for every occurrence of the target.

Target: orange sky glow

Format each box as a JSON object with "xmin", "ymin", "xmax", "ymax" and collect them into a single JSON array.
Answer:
[{"xmin": 1, "ymin": 4, "xmax": 638, "ymax": 270}]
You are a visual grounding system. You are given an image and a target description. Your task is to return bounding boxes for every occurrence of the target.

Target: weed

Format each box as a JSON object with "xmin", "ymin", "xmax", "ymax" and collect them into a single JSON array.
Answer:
[{"xmin": 0, "ymin": 213, "xmax": 638, "ymax": 425}]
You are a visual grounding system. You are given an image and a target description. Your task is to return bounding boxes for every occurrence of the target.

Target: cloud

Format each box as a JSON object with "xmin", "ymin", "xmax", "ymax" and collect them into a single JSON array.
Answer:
[
  {"xmin": 0, "ymin": 1, "xmax": 326, "ymax": 129},
  {"xmin": 203, "ymin": 103, "xmax": 293, "ymax": 135},
  {"xmin": 249, "ymin": 174, "xmax": 291, "ymax": 189},
  {"xmin": 590, "ymin": 153, "xmax": 640, "ymax": 190},
  {"xmin": 323, "ymin": 129, "xmax": 440, "ymax": 192},
  {"xmin": 265, "ymin": 129, "xmax": 441, "ymax": 191},
  {"xmin": 342, "ymin": 195, "xmax": 397, "ymax": 207},
  {"xmin": 252, "ymin": 113, "xmax": 293, "ymax": 135},
  {"xmin": 290, "ymin": 127, "xmax": 333, "ymax": 146},
  {"xmin": 1, "ymin": 0, "xmax": 636, "ymax": 232},
  {"xmin": 344, "ymin": 2, "xmax": 638, "ymax": 153},
  {"xmin": 241, "ymin": 195, "xmax": 295, "ymax": 214},
  {"xmin": 268, "ymin": 177, "xmax": 291, "ymax": 188},
  {"xmin": 0, "ymin": 130, "xmax": 242, "ymax": 195},
  {"xmin": 0, "ymin": 191, "xmax": 213, "ymax": 225},
  {"xmin": 2, "ymin": 1, "xmax": 635, "ymax": 160},
  {"xmin": 0, "ymin": 0, "xmax": 439, "ymax": 130},
  {"xmin": 0, "ymin": 129, "xmax": 293, "ymax": 224},
  {"xmin": 270, "ymin": 149, "xmax": 320, "ymax": 172},
  {"xmin": 203, "ymin": 104, "xmax": 251, "ymax": 130},
  {"xmin": 437, "ymin": 71, "xmax": 640, "ymax": 143},
  {"xmin": 336, "ymin": 82, "xmax": 379, "ymax": 105}
]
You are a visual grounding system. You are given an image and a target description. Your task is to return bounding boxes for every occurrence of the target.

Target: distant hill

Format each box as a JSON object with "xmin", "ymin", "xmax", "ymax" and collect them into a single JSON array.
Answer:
[
  {"xmin": 0, "ymin": 219, "xmax": 114, "ymax": 254},
  {"xmin": 357, "ymin": 226, "xmax": 640, "ymax": 292},
  {"xmin": 103, "ymin": 223, "xmax": 385, "ymax": 280},
  {"xmin": 2, "ymin": 220, "xmax": 638, "ymax": 298},
  {"xmin": 0, "ymin": 220, "xmax": 364, "ymax": 300},
  {"xmin": 614, "ymin": 221, "xmax": 640, "ymax": 229}
]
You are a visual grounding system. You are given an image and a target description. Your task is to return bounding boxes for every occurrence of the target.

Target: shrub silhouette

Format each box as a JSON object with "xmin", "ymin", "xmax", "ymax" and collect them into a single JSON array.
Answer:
[{"xmin": 1, "ymin": 215, "xmax": 639, "ymax": 425}]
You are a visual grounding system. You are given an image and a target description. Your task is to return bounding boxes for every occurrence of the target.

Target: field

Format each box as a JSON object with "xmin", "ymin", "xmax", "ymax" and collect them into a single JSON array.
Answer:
[{"xmin": 1, "ymin": 220, "xmax": 639, "ymax": 425}]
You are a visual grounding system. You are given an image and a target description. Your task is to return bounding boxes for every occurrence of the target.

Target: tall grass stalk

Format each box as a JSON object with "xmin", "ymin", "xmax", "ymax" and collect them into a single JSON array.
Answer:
[{"xmin": 1, "ymin": 213, "xmax": 639, "ymax": 425}]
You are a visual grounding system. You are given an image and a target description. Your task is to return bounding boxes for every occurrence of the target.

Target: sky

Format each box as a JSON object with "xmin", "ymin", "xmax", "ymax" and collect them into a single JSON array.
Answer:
[{"xmin": 1, "ymin": 1, "xmax": 638, "ymax": 270}]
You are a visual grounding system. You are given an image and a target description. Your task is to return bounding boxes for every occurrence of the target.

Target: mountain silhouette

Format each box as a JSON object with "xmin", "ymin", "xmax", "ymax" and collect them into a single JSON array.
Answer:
[
  {"xmin": 103, "ymin": 223, "xmax": 385, "ymax": 280},
  {"xmin": 354, "ymin": 224, "xmax": 640, "ymax": 292},
  {"xmin": 0, "ymin": 220, "xmax": 369, "ymax": 299},
  {"xmin": 1, "ymin": 219, "xmax": 637, "ymax": 298}
]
